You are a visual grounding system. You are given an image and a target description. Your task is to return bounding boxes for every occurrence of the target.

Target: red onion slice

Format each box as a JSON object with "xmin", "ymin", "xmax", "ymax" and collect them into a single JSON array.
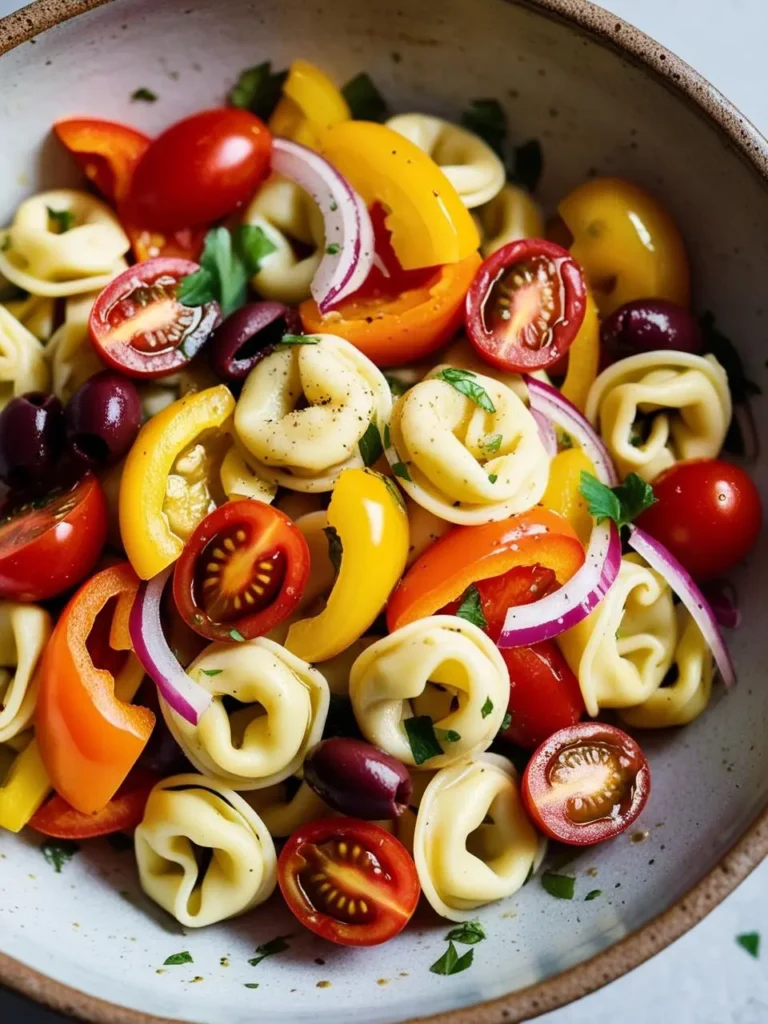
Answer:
[
  {"xmin": 530, "ymin": 407, "xmax": 557, "ymax": 458},
  {"xmin": 270, "ymin": 138, "xmax": 374, "ymax": 314},
  {"xmin": 702, "ymin": 580, "xmax": 742, "ymax": 630},
  {"xmin": 129, "ymin": 567, "xmax": 212, "ymax": 725},
  {"xmin": 628, "ymin": 526, "xmax": 736, "ymax": 689}
]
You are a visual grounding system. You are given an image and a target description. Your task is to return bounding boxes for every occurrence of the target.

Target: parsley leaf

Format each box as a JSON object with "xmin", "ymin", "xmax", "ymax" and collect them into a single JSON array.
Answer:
[
  {"xmin": 237, "ymin": 224, "xmax": 277, "ymax": 274},
  {"xmin": 500, "ymin": 711, "xmax": 512, "ymax": 732},
  {"xmin": 244, "ymin": 982, "xmax": 260, "ymax": 989},
  {"xmin": 429, "ymin": 941, "xmax": 474, "ymax": 976},
  {"xmin": 455, "ymin": 585, "xmax": 488, "ymax": 629},
  {"xmin": 436, "ymin": 367, "xmax": 496, "ymax": 413},
  {"xmin": 404, "ymin": 715, "xmax": 443, "ymax": 765},
  {"xmin": 324, "ymin": 526, "xmax": 343, "ymax": 574},
  {"xmin": 509, "ymin": 139, "xmax": 544, "ymax": 193},
  {"xmin": 229, "ymin": 628, "xmax": 246, "ymax": 642},
  {"xmin": 579, "ymin": 471, "xmax": 657, "ymax": 529},
  {"xmin": 41, "ymin": 838, "xmax": 79, "ymax": 873},
  {"xmin": 480, "ymin": 696, "xmax": 494, "ymax": 719},
  {"xmin": 229, "ymin": 61, "xmax": 287, "ymax": 120},
  {"xmin": 342, "ymin": 72, "xmax": 390, "ymax": 122},
  {"xmin": 461, "ymin": 99, "xmax": 506, "ymax": 158},
  {"xmin": 200, "ymin": 668, "xmax": 223, "ymax": 677},
  {"xmin": 541, "ymin": 872, "xmax": 575, "ymax": 900},
  {"xmin": 46, "ymin": 207, "xmax": 75, "ymax": 234},
  {"xmin": 585, "ymin": 889, "xmax": 602, "ymax": 901},
  {"xmin": 131, "ymin": 87, "xmax": 157, "ymax": 102},
  {"xmin": 325, "ymin": 243, "xmax": 341, "ymax": 255},
  {"xmin": 358, "ymin": 422, "xmax": 383, "ymax": 467},
  {"xmin": 436, "ymin": 728, "xmax": 461, "ymax": 743},
  {"xmin": 480, "ymin": 433, "xmax": 502, "ymax": 454},
  {"xmin": 488, "ymin": 473, "xmax": 498, "ymax": 484},
  {"xmin": 281, "ymin": 334, "xmax": 321, "ymax": 345},
  {"xmin": 177, "ymin": 226, "xmax": 276, "ymax": 316},
  {"xmin": 391, "ymin": 461, "xmax": 412, "ymax": 482},
  {"xmin": 384, "ymin": 374, "xmax": 410, "ymax": 398},
  {"xmin": 445, "ymin": 920, "xmax": 486, "ymax": 945},
  {"xmin": 383, "ymin": 423, "xmax": 391, "ymax": 449},
  {"xmin": 249, "ymin": 934, "xmax": 291, "ymax": 967},
  {"xmin": 164, "ymin": 951, "xmax": 193, "ymax": 966},
  {"xmin": 736, "ymin": 932, "xmax": 760, "ymax": 959}
]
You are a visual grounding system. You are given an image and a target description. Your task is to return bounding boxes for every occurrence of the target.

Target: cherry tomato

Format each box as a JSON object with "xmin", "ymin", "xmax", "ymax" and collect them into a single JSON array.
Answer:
[
  {"xmin": 278, "ymin": 818, "xmax": 420, "ymax": 946},
  {"xmin": 522, "ymin": 722, "xmax": 651, "ymax": 845},
  {"xmin": 637, "ymin": 459, "xmax": 763, "ymax": 582},
  {"xmin": 0, "ymin": 473, "xmax": 107, "ymax": 601},
  {"xmin": 89, "ymin": 258, "xmax": 220, "ymax": 378},
  {"xmin": 53, "ymin": 117, "xmax": 150, "ymax": 203},
  {"xmin": 28, "ymin": 769, "xmax": 157, "ymax": 839},
  {"xmin": 173, "ymin": 500, "xmax": 311, "ymax": 642},
  {"xmin": 126, "ymin": 224, "xmax": 207, "ymax": 264},
  {"xmin": 125, "ymin": 108, "xmax": 272, "ymax": 231},
  {"xmin": 465, "ymin": 238, "xmax": 587, "ymax": 372}
]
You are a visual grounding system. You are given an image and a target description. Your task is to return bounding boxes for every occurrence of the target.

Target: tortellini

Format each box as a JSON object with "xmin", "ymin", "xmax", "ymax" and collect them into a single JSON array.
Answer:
[
  {"xmin": 0, "ymin": 602, "xmax": 52, "ymax": 743},
  {"xmin": 134, "ymin": 774, "xmax": 277, "ymax": 928},
  {"xmin": 386, "ymin": 114, "xmax": 505, "ymax": 208},
  {"xmin": 219, "ymin": 442, "xmax": 278, "ymax": 504},
  {"xmin": 3, "ymin": 289, "xmax": 55, "ymax": 341},
  {"xmin": 242, "ymin": 174, "xmax": 324, "ymax": 303},
  {"xmin": 585, "ymin": 351, "xmax": 732, "ymax": 482},
  {"xmin": 388, "ymin": 365, "xmax": 549, "ymax": 524},
  {"xmin": 349, "ymin": 616, "xmax": 508, "ymax": 768},
  {"xmin": 474, "ymin": 183, "xmax": 545, "ymax": 257},
  {"xmin": 235, "ymin": 335, "xmax": 392, "ymax": 492},
  {"xmin": 0, "ymin": 305, "xmax": 49, "ymax": 407},
  {"xmin": 405, "ymin": 497, "xmax": 451, "ymax": 567},
  {"xmin": 246, "ymin": 778, "xmax": 329, "ymax": 837},
  {"xmin": 46, "ymin": 290, "xmax": 105, "ymax": 401},
  {"xmin": 161, "ymin": 638, "xmax": 329, "ymax": 790},
  {"xmin": 441, "ymin": 337, "xmax": 536, "ymax": 401},
  {"xmin": 0, "ymin": 190, "xmax": 130, "ymax": 297},
  {"xmin": 413, "ymin": 755, "xmax": 540, "ymax": 921}
]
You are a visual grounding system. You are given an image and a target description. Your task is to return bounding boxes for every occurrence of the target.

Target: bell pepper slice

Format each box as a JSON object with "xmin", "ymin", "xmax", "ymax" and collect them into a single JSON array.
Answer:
[
  {"xmin": 29, "ymin": 768, "xmax": 158, "ymax": 839},
  {"xmin": 36, "ymin": 563, "xmax": 155, "ymax": 815},
  {"xmin": 119, "ymin": 385, "xmax": 235, "ymax": 579},
  {"xmin": 540, "ymin": 448, "xmax": 596, "ymax": 547},
  {"xmin": 560, "ymin": 290, "xmax": 599, "ymax": 413},
  {"xmin": 286, "ymin": 468, "xmax": 409, "ymax": 662},
  {"xmin": 0, "ymin": 738, "xmax": 51, "ymax": 833},
  {"xmin": 53, "ymin": 117, "xmax": 150, "ymax": 203},
  {"xmin": 320, "ymin": 120, "xmax": 480, "ymax": 270},
  {"xmin": 270, "ymin": 59, "xmax": 350, "ymax": 149},
  {"xmin": 387, "ymin": 508, "xmax": 584, "ymax": 632}
]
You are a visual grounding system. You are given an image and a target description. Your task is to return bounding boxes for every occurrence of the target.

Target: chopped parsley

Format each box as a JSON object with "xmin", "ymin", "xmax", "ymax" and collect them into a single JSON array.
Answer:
[
  {"xmin": 436, "ymin": 728, "xmax": 461, "ymax": 744},
  {"xmin": 200, "ymin": 668, "xmax": 223, "ymax": 677},
  {"xmin": 585, "ymin": 889, "xmax": 602, "ymax": 901},
  {"xmin": 164, "ymin": 951, "xmax": 193, "ymax": 966},
  {"xmin": 480, "ymin": 696, "xmax": 494, "ymax": 719},
  {"xmin": 229, "ymin": 61, "xmax": 287, "ymax": 120},
  {"xmin": 358, "ymin": 421, "xmax": 383, "ymax": 467},
  {"xmin": 435, "ymin": 367, "xmax": 496, "ymax": 413},
  {"xmin": 280, "ymin": 333, "xmax": 321, "ymax": 345},
  {"xmin": 177, "ymin": 225, "xmax": 276, "ymax": 316},
  {"xmin": 461, "ymin": 99, "xmax": 506, "ymax": 158},
  {"xmin": 541, "ymin": 872, "xmax": 575, "ymax": 900},
  {"xmin": 249, "ymin": 934, "xmax": 291, "ymax": 967},
  {"xmin": 131, "ymin": 87, "xmax": 158, "ymax": 102},
  {"xmin": 229, "ymin": 628, "xmax": 246, "ymax": 643},
  {"xmin": 736, "ymin": 932, "xmax": 760, "ymax": 958},
  {"xmin": 341, "ymin": 72, "xmax": 390, "ymax": 122},
  {"xmin": 325, "ymin": 243, "xmax": 341, "ymax": 255},
  {"xmin": 579, "ymin": 471, "xmax": 657, "ymax": 529},
  {"xmin": 557, "ymin": 429, "xmax": 574, "ymax": 450},
  {"xmin": 455, "ymin": 585, "xmax": 487, "ymax": 629},
  {"xmin": 244, "ymin": 982, "xmax": 260, "ymax": 989},
  {"xmin": 323, "ymin": 526, "xmax": 343, "ymax": 574},
  {"xmin": 41, "ymin": 838, "xmax": 79, "ymax": 873},
  {"xmin": 445, "ymin": 920, "xmax": 486, "ymax": 945},
  {"xmin": 500, "ymin": 711, "xmax": 512, "ymax": 732},
  {"xmin": 403, "ymin": 715, "xmax": 444, "ymax": 766},
  {"xmin": 46, "ymin": 207, "xmax": 75, "ymax": 234},
  {"xmin": 488, "ymin": 473, "xmax": 498, "ymax": 484},
  {"xmin": 429, "ymin": 941, "xmax": 474, "ymax": 976},
  {"xmin": 383, "ymin": 423, "xmax": 392, "ymax": 449},
  {"xmin": 480, "ymin": 433, "xmax": 502, "ymax": 454},
  {"xmin": 391, "ymin": 461, "xmax": 412, "ymax": 482}
]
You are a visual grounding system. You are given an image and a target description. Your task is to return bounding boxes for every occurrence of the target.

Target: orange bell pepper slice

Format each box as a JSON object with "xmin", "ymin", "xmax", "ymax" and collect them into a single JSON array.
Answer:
[
  {"xmin": 36, "ymin": 563, "xmax": 155, "ymax": 815},
  {"xmin": 387, "ymin": 508, "xmax": 585, "ymax": 632}
]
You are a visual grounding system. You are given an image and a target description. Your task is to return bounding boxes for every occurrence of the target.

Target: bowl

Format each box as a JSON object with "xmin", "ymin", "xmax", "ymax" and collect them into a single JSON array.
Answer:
[{"xmin": 0, "ymin": 1, "xmax": 766, "ymax": 1022}]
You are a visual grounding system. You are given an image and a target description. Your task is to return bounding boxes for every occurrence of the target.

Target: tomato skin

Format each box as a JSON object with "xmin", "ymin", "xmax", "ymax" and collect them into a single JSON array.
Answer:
[
  {"xmin": 465, "ymin": 238, "xmax": 587, "ymax": 372},
  {"xmin": 125, "ymin": 108, "xmax": 272, "ymax": 231},
  {"xmin": 500, "ymin": 642, "xmax": 585, "ymax": 749},
  {"xmin": 0, "ymin": 474, "xmax": 107, "ymax": 601},
  {"xmin": 29, "ymin": 769, "xmax": 157, "ymax": 839},
  {"xmin": 278, "ymin": 818, "xmax": 420, "ymax": 946},
  {"xmin": 53, "ymin": 117, "xmax": 150, "ymax": 203},
  {"xmin": 636, "ymin": 459, "xmax": 763, "ymax": 582},
  {"xmin": 522, "ymin": 722, "xmax": 650, "ymax": 846}
]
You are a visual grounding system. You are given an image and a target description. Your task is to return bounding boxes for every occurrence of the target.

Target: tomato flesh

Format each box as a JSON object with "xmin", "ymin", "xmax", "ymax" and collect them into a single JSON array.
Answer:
[
  {"xmin": 29, "ymin": 769, "xmax": 157, "ymax": 839},
  {"xmin": 522, "ymin": 722, "xmax": 650, "ymax": 845}
]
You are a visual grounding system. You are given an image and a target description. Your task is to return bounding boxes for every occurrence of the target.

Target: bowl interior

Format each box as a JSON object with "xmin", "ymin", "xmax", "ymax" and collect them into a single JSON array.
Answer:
[{"xmin": 0, "ymin": 1, "xmax": 766, "ymax": 1022}]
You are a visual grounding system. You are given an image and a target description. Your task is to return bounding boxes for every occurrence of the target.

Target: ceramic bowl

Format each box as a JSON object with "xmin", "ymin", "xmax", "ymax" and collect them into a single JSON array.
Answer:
[{"xmin": 0, "ymin": 1, "xmax": 766, "ymax": 1022}]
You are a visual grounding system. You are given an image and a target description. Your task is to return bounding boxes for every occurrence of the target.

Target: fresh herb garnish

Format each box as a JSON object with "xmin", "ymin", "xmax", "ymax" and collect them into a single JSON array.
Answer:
[
  {"xmin": 229, "ymin": 61, "xmax": 288, "ymax": 120},
  {"xmin": 557, "ymin": 429, "xmax": 574, "ymax": 450},
  {"xmin": 325, "ymin": 243, "xmax": 341, "ymax": 255},
  {"xmin": 445, "ymin": 920, "xmax": 486, "ymax": 945},
  {"xmin": 248, "ymin": 934, "xmax": 292, "ymax": 967},
  {"xmin": 382, "ymin": 475, "xmax": 406, "ymax": 511},
  {"xmin": 177, "ymin": 225, "xmax": 276, "ymax": 316},
  {"xmin": 391, "ymin": 461, "xmax": 412, "ymax": 482},
  {"xmin": 436, "ymin": 728, "xmax": 461, "ymax": 744},
  {"xmin": 500, "ymin": 711, "xmax": 512, "ymax": 732},
  {"xmin": 429, "ymin": 941, "xmax": 474, "ymax": 976},
  {"xmin": 455, "ymin": 584, "xmax": 488, "ymax": 629},
  {"xmin": 383, "ymin": 423, "xmax": 391, "ymax": 449},
  {"xmin": 541, "ymin": 872, "xmax": 575, "ymax": 900},
  {"xmin": 238, "ymin": 224, "xmax": 278, "ymax": 274},
  {"xmin": 244, "ymin": 982, "xmax": 260, "ymax": 989},
  {"xmin": 403, "ymin": 715, "xmax": 444, "ymax": 766},
  {"xmin": 509, "ymin": 139, "xmax": 544, "ymax": 193},
  {"xmin": 46, "ymin": 207, "xmax": 75, "ymax": 234},
  {"xmin": 41, "ymin": 838, "xmax": 79, "ymax": 873},
  {"xmin": 480, "ymin": 696, "xmax": 494, "ymax": 719},
  {"xmin": 461, "ymin": 99, "xmax": 506, "ymax": 158},
  {"xmin": 164, "ymin": 951, "xmax": 193, "ymax": 966},
  {"xmin": 579, "ymin": 471, "xmax": 657, "ymax": 529},
  {"xmin": 736, "ymin": 931, "xmax": 760, "ymax": 959},
  {"xmin": 585, "ymin": 889, "xmax": 602, "ymax": 901},
  {"xmin": 106, "ymin": 832, "xmax": 134, "ymax": 853},
  {"xmin": 488, "ymin": 473, "xmax": 498, "ymax": 484},
  {"xmin": 436, "ymin": 368, "xmax": 496, "ymax": 413},
  {"xmin": 358, "ymin": 422, "xmax": 383, "ymax": 467},
  {"xmin": 342, "ymin": 72, "xmax": 390, "ymax": 122},
  {"xmin": 280, "ymin": 333, "xmax": 321, "ymax": 345},
  {"xmin": 131, "ymin": 87, "xmax": 158, "ymax": 102},
  {"xmin": 480, "ymin": 433, "xmax": 502, "ymax": 454},
  {"xmin": 200, "ymin": 668, "xmax": 223, "ymax": 677},
  {"xmin": 324, "ymin": 526, "xmax": 343, "ymax": 574},
  {"xmin": 384, "ymin": 374, "xmax": 410, "ymax": 398},
  {"xmin": 229, "ymin": 628, "xmax": 246, "ymax": 643}
]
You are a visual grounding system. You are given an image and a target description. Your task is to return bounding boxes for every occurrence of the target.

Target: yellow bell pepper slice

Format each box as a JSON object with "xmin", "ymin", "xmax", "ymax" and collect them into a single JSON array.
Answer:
[
  {"xmin": 541, "ymin": 448, "xmax": 596, "ymax": 546},
  {"xmin": 119, "ymin": 385, "xmax": 235, "ymax": 579},
  {"xmin": 286, "ymin": 468, "xmax": 409, "ymax": 662},
  {"xmin": 270, "ymin": 59, "xmax": 350, "ymax": 150},
  {"xmin": 0, "ymin": 738, "xmax": 51, "ymax": 833},
  {"xmin": 320, "ymin": 121, "xmax": 480, "ymax": 270},
  {"xmin": 561, "ymin": 290, "xmax": 599, "ymax": 413}
]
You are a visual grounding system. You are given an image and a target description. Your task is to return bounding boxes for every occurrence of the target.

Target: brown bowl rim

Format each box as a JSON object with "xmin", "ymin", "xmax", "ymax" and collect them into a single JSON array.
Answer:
[{"xmin": 0, "ymin": 0, "xmax": 767, "ymax": 1022}]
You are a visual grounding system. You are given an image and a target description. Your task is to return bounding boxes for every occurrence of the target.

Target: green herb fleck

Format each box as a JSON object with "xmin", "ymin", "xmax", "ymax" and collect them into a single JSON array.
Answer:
[
  {"xmin": 249, "ymin": 934, "xmax": 291, "ymax": 967},
  {"xmin": 436, "ymin": 368, "xmax": 496, "ymax": 413},
  {"xmin": 342, "ymin": 72, "xmax": 390, "ymax": 122},
  {"xmin": 480, "ymin": 696, "xmax": 494, "ymax": 719},
  {"xmin": 383, "ymin": 423, "xmax": 391, "ymax": 449},
  {"xmin": 41, "ymin": 838, "xmax": 79, "ymax": 873},
  {"xmin": 429, "ymin": 941, "xmax": 474, "ymax": 976},
  {"xmin": 436, "ymin": 728, "xmax": 461, "ymax": 744},
  {"xmin": 244, "ymin": 982, "xmax": 260, "ymax": 988},
  {"xmin": 358, "ymin": 422, "xmax": 383, "ymax": 467},
  {"xmin": 46, "ymin": 207, "xmax": 75, "ymax": 234},
  {"xmin": 557, "ymin": 429, "xmax": 574, "ymax": 450},
  {"xmin": 579, "ymin": 471, "xmax": 657, "ymax": 529},
  {"xmin": 131, "ymin": 87, "xmax": 158, "ymax": 102},
  {"xmin": 500, "ymin": 711, "xmax": 512, "ymax": 732},
  {"xmin": 585, "ymin": 889, "xmax": 602, "ymax": 901},
  {"xmin": 164, "ymin": 951, "xmax": 193, "ymax": 966},
  {"xmin": 106, "ymin": 832, "xmax": 134, "ymax": 853},
  {"xmin": 488, "ymin": 473, "xmax": 498, "ymax": 484},
  {"xmin": 237, "ymin": 224, "xmax": 277, "ymax": 274},
  {"xmin": 461, "ymin": 99, "xmax": 506, "ymax": 158},
  {"xmin": 403, "ymin": 715, "xmax": 443, "ymax": 766},
  {"xmin": 445, "ymin": 920, "xmax": 486, "ymax": 945},
  {"xmin": 736, "ymin": 932, "xmax": 760, "ymax": 958},
  {"xmin": 177, "ymin": 225, "xmax": 275, "ymax": 316},
  {"xmin": 229, "ymin": 61, "xmax": 287, "ymax": 120},
  {"xmin": 391, "ymin": 461, "xmax": 412, "ymax": 482},
  {"xmin": 329, "ymin": 201, "xmax": 338, "ymax": 212},
  {"xmin": 382, "ymin": 476, "xmax": 406, "ymax": 511},
  {"xmin": 509, "ymin": 138, "xmax": 544, "ymax": 193},
  {"xmin": 541, "ymin": 872, "xmax": 575, "ymax": 900},
  {"xmin": 455, "ymin": 585, "xmax": 487, "ymax": 630},
  {"xmin": 281, "ymin": 333, "xmax": 321, "ymax": 345},
  {"xmin": 229, "ymin": 629, "xmax": 246, "ymax": 643},
  {"xmin": 325, "ymin": 243, "xmax": 341, "ymax": 255},
  {"xmin": 323, "ymin": 526, "xmax": 343, "ymax": 575},
  {"xmin": 480, "ymin": 433, "xmax": 502, "ymax": 454},
  {"xmin": 384, "ymin": 374, "xmax": 410, "ymax": 398},
  {"xmin": 200, "ymin": 668, "xmax": 223, "ymax": 677}
]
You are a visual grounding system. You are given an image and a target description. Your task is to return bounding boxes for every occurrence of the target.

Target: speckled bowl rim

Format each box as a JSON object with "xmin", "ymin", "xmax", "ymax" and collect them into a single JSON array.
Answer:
[{"xmin": 0, "ymin": 0, "xmax": 767, "ymax": 1021}]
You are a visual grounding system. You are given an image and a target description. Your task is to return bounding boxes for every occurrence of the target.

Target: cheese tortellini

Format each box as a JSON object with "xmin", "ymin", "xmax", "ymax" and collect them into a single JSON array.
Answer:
[
  {"xmin": 388, "ymin": 365, "xmax": 549, "ymax": 524},
  {"xmin": 46, "ymin": 290, "xmax": 105, "ymax": 402},
  {"xmin": 161, "ymin": 638, "xmax": 329, "ymax": 790},
  {"xmin": 235, "ymin": 335, "xmax": 392, "ymax": 492},
  {"xmin": 474, "ymin": 183, "xmax": 545, "ymax": 257},
  {"xmin": 246, "ymin": 778, "xmax": 329, "ymax": 837},
  {"xmin": 3, "ymin": 288, "xmax": 55, "ymax": 342},
  {"xmin": 413, "ymin": 755, "xmax": 540, "ymax": 921},
  {"xmin": 386, "ymin": 114, "xmax": 505, "ymax": 208},
  {"xmin": 0, "ymin": 305, "xmax": 49, "ymax": 407},
  {"xmin": 0, "ymin": 190, "xmax": 130, "ymax": 297},
  {"xmin": 0, "ymin": 602, "xmax": 52, "ymax": 743},
  {"xmin": 349, "ymin": 616, "xmax": 508, "ymax": 768},
  {"xmin": 134, "ymin": 774, "xmax": 277, "ymax": 927},
  {"xmin": 405, "ymin": 498, "xmax": 451, "ymax": 567},
  {"xmin": 219, "ymin": 442, "xmax": 278, "ymax": 504},
  {"xmin": 585, "ymin": 351, "xmax": 732, "ymax": 481}
]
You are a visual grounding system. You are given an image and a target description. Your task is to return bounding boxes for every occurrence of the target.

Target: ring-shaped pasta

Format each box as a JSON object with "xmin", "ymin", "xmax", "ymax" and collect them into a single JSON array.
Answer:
[
  {"xmin": 161, "ymin": 638, "xmax": 329, "ymax": 790},
  {"xmin": 134, "ymin": 773, "xmax": 277, "ymax": 927},
  {"xmin": 245, "ymin": 778, "xmax": 329, "ymax": 838},
  {"xmin": 0, "ymin": 305, "xmax": 49, "ymax": 408},
  {"xmin": 475, "ymin": 183, "xmax": 545, "ymax": 257},
  {"xmin": 234, "ymin": 335, "xmax": 392, "ymax": 493},
  {"xmin": 405, "ymin": 498, "xmax": 451, "ymax": 567},
  {"xmin": 46, "ymin": 290, "xmax": 106, "ymax": 402},
  {"xmin": 585, "ymin": 351, "xmax": 732, "ymax": 482},
  {"xmin": 3, "ymin": 289, "xmax": 55, "ymax": 342},
  {"xmin": 219, "ymin": 442, "xmax": 278, "ymax": 504},
  {"xmin": 0, "ymin": 602, "xmax": 52, "ymax": 743},
  {"xmin": 349, "ymin": 615, "xmax": 508, "ymax": 768},
  {"xmin": 386, "ymin": 114, "xmax": 505, "ymax": 209}
]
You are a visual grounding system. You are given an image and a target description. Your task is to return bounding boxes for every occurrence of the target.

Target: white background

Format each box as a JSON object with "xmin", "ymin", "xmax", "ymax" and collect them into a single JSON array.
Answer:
[{"xmin": 0, "ymin": 0, "xmax": 766, "ymax": 1022}]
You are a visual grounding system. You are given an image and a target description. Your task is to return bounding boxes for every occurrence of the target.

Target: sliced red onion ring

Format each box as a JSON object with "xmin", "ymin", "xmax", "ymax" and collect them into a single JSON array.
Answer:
[
  {"xmin": 270, "ymin": 138, "xmax": 374, "ymax": 314},
  {"xmin": 530, "ymin": 407, "xmax": 557, "ymax": 458},
  {"xmin": 525, "ymin": 375, "xmax": 618, "ymax": 486},
  {"xmin": 498, "ymin": 519, "xmax": 622, "ymax": 647},
  {"xmin": 129, "ymin": 566, "xmax": 212, "ymax": 725},
  {"xmin": 628, "ymin": 526, "xmax": 736, "ymax": 689},
  {"xmin": 702, "ymin": 579, "xmax": 742, "ymax": 630}
]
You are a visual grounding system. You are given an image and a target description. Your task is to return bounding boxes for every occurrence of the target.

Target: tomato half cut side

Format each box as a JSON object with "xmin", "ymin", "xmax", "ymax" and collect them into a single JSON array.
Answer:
[
  {"xmin": 29, "ymin": 769, "xmax": 158, "ymax": 839},
  {"xmin": 0, "ymin": 473, "xmax": 107, "ymax": 601},
  {"xmin": 173, "ymin": 500, "xmax": 311, "ymax": 642},
  {"xmin": 465, "ymin": 238, "xmax": 587, "ymax": 372},
  {"xmin": 522, "ymin": 722, "xmax": 650, "ymax": 845},
  {"xmin": 89, "ymin": 258, "xmax": 220, "ymax": 378},
  {"xmin": 278, "ymin": 818, "xmax": 420, "ymax": 946}
]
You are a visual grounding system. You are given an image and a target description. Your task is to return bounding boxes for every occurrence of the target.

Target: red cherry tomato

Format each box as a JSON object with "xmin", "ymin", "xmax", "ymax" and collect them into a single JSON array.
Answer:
[
  {"xmin": 637, "ymin": 459, "xmax": 763, "ymax": 582},
  {"xmin": 125, "ymin": 108, "xmax": 272, "ymax": 231},
  {"xmin": 0, "ymin": 473, "xmax": 107, "ymax": 601},
  {"xmin": 53, "ymin": 117, "xmax": 150, "ymax": 203},
  {"xmin": 89, "ymin": 258, "xmax": 220, "ymax": 378},
  {"xmin": 278, "ymin": 818, "xmax": 420, "ymax": 946},
  {"xmin": 500, "ymin": 642, "xmax": 585, "ymax": 749},
  {"xmin": 28, "ymin": 769, "xmax": 157, "ymax": 839},
  {"xmin": 522, "ymin": 722, "xmax": 651, "ymax": 845},
  {"xmin": 465, "ymin": 238, "xmax": 587, "ymax": 372},
  {"xmin": 173, "ymin": 501, "xmax": 311, "ymax": 642}
]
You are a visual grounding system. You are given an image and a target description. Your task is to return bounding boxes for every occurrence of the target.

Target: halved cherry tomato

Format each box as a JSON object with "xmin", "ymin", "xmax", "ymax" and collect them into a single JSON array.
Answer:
[
  {"xmin": 278, "ymin": 818, "xmax": 420, "ymax": 946},
  {"xmin": 465, "ymin": 238, "xmax": 587, "ymax": 373},
  {"xmin": 173, "ymin": 500, "xmax": 310, "ymax": 642},
  {"xmin": 0, "ymin": 473, "xmax": 107, "ymax": 601},
  {"xmin": 89, "ymin": 258, "xmax": 220, "ymax": 378},
  {"xmin": 53, "ymin": 117, "xmax": 150, "ymax": 203},
  {"xmin": 125, "ymin": 108, "xmax": 272, "ymax": 231},
  {"xmin": 522, "ymin": 722, "xmax": 651, "ymax": 845},
  {"xmin": 28, "ymin": 769, "xmax": 157, "ymax": 839}
]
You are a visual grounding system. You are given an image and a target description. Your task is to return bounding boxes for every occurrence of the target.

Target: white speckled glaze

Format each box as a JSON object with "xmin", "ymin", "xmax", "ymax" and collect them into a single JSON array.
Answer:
[{"xmin": 0, "ymin": 1, "xmax": 766, "ymax": 1022}]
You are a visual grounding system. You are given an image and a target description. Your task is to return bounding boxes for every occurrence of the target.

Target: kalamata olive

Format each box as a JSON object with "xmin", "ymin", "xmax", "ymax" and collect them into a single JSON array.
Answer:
[
  {"xmin": 600, "ymin": 298, "xmax": 703, "ymax": 363},
  {"xmin": 210, "ymin": 301, "xmax": 302, "ymax": 383},
  {"xmin": 304, "ymin": 738, "xmax": 412, "ymax": 820},
  {"xmin": 0, "ymin": 392, "xmax": 64, "ymax": 491},
  {"xmin": 65, "ymin": 371, "xmax": 142, "ymax": 466}
]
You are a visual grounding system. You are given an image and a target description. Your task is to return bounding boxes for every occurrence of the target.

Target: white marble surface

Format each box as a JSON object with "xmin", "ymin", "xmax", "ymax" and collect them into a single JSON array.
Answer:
[{"xmin": 0, "ymin": 0, "xmax": 766, "ymax": 1022}]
